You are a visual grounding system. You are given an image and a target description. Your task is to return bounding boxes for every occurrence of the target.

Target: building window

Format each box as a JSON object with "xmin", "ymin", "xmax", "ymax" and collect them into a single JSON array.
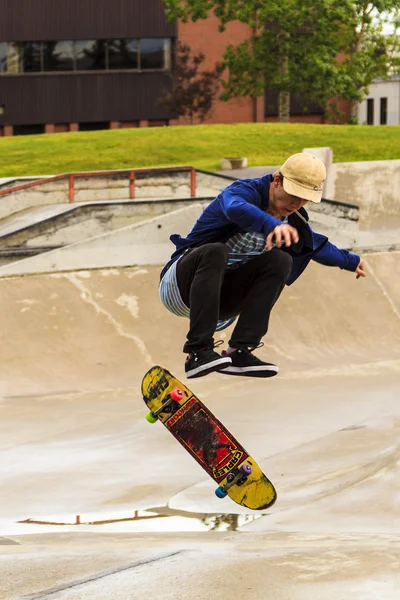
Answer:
[
  {"xmin": 0, "ymin": 42, "xmax": 7, "ymax": 73},
  {"xmin": 43, "ymin": 41, "xmax": 74, "ymax": 71},
  {"xmin": 79, "ymin": 122, "xmax": 109, "ymax": 131},
  {"xmin": 75, "ymin": 40, "xmax": 106, "ymax": 71},
  {"xmin": 22, "ymin": 42, "xmax": 42, "ymax": 72},
  {"xmin": 367, "ymin": 98, "xmax": 374, "ymax": 125},
  {"xmin": 264, "ymin": 89, "xmax": 324, "ymax": 117},
  {"xmin": 163, "ymin": 39, "xmax": 171, "ymax": 70},
  {"xmin": 13, "ymin": 124, "xmax": 45, "ymax": 135},
  {"xmin": 3, "ymin": 42, "xmax": 22, "ymax": 73},
  {"xmin": 108, "ymin": 39, "xmax": 139, "ymax": 70},
  {"xmin": 140, "ymin": 38, "xmax": 170, "ymax": 69},
  {"xmin": 380, "ymin": 97, "xmax": 387, "ymax": 125},
  {"xmin": 148, "ymin": 119, "xmax": 169, "ymax": 127},
  {"xmin": 0, "ymin": 38, "xmax": 171, "ymax": 74}
]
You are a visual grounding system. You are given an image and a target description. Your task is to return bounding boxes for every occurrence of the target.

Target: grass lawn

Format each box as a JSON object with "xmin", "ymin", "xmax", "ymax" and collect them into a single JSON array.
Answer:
[{"xmin": 1, "ymin": 122, "xmax": 399, "ymax": 177}]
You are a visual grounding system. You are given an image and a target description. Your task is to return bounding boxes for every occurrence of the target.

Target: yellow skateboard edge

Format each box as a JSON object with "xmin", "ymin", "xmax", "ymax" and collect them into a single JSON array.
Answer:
[
  {"xmin": 141, "ymin": 365, "xmax": 193, "ymax": 419},
  {"xmin": 142, "ymin": 365, "xmax": 278, "ymax": 511},
  {"xmin": 227, "ymin": 456, "xmax": 277, "ymax": 510}
]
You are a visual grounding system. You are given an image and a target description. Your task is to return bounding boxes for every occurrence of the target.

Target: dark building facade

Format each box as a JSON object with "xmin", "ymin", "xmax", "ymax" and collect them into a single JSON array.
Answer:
[{"xmin": 0, "ymin": 0, "xmax": 177, "ymax": 135}]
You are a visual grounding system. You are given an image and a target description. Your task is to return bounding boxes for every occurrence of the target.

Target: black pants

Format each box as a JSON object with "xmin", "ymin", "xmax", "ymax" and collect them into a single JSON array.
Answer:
[{"xmin": 176, "ymin": 242, "xmax": 293, "ymax": 353}]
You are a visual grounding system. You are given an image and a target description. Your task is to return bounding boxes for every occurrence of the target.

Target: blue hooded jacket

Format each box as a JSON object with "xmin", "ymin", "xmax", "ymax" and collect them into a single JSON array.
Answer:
[{"xmin": 161, "ymin": 174, "xmax": 360, "ymax": 285}]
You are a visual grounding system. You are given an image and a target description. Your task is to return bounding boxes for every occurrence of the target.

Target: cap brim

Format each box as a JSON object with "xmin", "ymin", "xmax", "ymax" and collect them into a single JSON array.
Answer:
[{"xmin": 283, "ymin": 178, "xmax": 322, "ymax": 203}]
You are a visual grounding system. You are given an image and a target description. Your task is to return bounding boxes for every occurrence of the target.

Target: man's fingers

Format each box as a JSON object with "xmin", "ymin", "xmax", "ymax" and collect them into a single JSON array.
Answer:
[
  {"xmin": 356, "ymin": 266, "xmax": 366, "ymax": 279},
  {"xmin": 356, "ymin": 260, "xmax": 366, "ymax": 279},
  {"xmin": 266, "ymin": 225, "xmax": 299, "ymax": 250},
  {"xmin": 274, "ymin": 229, "xmax": 282, "ymax": 248},
  {"xmin": 282, "ymin": 231, "xmax": 291, "ymax": 247},
  {"xmin": 281, "ymin": 226, "xmax": 298, "ymax": 247}
]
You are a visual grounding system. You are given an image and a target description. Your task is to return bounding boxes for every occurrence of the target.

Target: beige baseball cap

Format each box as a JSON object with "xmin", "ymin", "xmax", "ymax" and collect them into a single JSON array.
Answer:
[{"xmin": 280, "ymin": 153, "xmax": 326, "ymax": 203}]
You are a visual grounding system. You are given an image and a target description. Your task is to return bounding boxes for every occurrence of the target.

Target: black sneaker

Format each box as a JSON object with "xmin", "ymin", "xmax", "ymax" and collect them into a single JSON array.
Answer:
[
  {"xmin": 185, "ymin": 347, "xmax": 232, "ymax": 379},
  {"xmin": 219, "ymin": 347, "xmax": 279, "ymax": 378}
]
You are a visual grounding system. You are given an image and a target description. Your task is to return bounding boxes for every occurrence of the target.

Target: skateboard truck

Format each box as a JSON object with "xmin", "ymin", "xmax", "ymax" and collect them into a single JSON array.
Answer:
[
  {"xmin": 215, "ymin": 463, "xmax": 253, "ymax": 499},
  {"xmin": 145, "ymin": 388, "xmax": 184, "ymax": 423}
]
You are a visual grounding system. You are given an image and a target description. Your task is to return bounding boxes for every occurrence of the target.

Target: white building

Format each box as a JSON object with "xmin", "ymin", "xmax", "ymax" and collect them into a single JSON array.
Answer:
[{"xmin": 358, "ymin": 76, "xmax": 400, "ymax": 125}]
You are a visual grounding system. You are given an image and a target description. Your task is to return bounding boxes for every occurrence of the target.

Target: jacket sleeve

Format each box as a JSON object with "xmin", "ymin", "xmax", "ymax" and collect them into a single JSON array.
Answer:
[
  {"xmin": 220, "ymin": 184, "xmax": 281, "ymax": 236},
  {"xmin": 312, "ymin": 231, "xmax": 360, "ymax": 271}
]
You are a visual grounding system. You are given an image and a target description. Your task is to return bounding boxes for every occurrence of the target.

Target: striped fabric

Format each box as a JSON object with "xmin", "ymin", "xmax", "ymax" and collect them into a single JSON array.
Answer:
[
  {"xmin": 225, "ymin": 218, "xmax": 288, "ymax": 267},
  {"xmin": 159, "ymin": 257, "xmax": 189, "ymax": 319},
  {"xmin": 159, "ymin": 226, "xmax": 286, "ymax": 332},
  {"xmin": 225, "ymin": 231, "xmax": 266, "ymax": 268},
  {"xmin": 159, "ymin": 257, "xmax": 236, "ymax": 331}
]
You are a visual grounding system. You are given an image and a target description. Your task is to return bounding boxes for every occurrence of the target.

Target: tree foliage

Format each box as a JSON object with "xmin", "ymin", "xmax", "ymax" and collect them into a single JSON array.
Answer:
[
  {"xmin": 157, "ymin": 41, "xmax": 224, "ymax": 124},
  {"xmin": 162, "ymin": 0, "xmax": 352, "ymax": 122},
  {"xmin": 335, "ymin": 2, "xmax": 400, "ymax": 121},
  {"xmin": 162, "ymin": 0, "xmax": 400, "ymax": 123}
]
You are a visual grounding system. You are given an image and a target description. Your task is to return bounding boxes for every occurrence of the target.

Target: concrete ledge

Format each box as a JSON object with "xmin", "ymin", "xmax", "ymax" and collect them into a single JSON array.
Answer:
[
  {"xmin": 329, "ymin": 160, "xmax": 400, "ymax": 230},
  {"xmin": 303, "ymin": 147, "xmax": 332, "ymax": 198},
  {"xmin": 0, "ymin": 203, "xmax": 205, "ymax": 277},
  {"xmin": 219, "ymin": 157, "xmax": 248, "ymax": 170},
  {"xmin": 0, "ymin": 198, "xmax": 214, "ymax": 249}
]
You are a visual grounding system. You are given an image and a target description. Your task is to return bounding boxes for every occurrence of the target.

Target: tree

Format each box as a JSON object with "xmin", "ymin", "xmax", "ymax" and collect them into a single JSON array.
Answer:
[
  {"xmin": 162, "ymin": 0, "xmax": 352, "ymax": 122},
  {"xmin": 163, "ymin": 1, "xmax": 400, "ymax": 123},
  {"xmin": 389, "ymin": 13, "xmax": 400, "ymax": 75},
  {"xmin": 157, "ymin": 41, "xmax": 224, "ymax": 124},
  {"xmin": 335, "ymin": 2, "xmax": 400, "ymax": 122}
]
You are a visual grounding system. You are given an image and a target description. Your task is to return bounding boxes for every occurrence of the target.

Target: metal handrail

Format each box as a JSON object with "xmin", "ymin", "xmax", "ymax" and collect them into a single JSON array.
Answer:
[{"xmin": 0, "ymin": 165, "xmax": 197, "ymax": 202}]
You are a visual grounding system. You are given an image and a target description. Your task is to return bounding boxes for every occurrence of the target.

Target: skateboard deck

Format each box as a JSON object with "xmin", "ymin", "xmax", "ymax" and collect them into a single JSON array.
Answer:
[{"xmin": 141, "ymin": 365, "xmax": 277, "ymax": 510}]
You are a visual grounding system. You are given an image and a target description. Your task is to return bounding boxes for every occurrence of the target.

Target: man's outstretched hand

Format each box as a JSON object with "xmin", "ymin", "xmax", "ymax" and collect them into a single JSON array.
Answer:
[
  {"xmin": 266, "ymin": 224, "xmax": 299, "ymax": 251},
  {"xmin": 355, "ymin": 259, "xmax": 366, "ymax": 279},
  {"xmin": 266, "ymin": 227, "xmax": 366, "ymax": 281}
]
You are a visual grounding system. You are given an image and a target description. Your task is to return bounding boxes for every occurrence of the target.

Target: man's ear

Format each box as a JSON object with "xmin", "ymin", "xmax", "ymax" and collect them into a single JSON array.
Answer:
[{"xmin": 272, "ymin": 175, "xmax": 281, "ymax": 188}]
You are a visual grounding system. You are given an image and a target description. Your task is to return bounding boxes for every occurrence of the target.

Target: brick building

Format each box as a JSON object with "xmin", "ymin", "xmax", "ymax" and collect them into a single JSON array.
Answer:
[{"xmin": 0, "ymin": 0, "xmax": 331, "ymax": 136}]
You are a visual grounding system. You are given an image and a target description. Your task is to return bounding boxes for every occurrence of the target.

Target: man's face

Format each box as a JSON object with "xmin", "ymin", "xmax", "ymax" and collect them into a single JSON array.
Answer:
[{"xmin": 269, "ymin": 175, "xmax": 309, "ymax": 217}]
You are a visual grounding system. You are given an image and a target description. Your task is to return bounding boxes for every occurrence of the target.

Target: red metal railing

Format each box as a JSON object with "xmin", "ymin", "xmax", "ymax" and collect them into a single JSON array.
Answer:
[{"xmin": 0, "ymin": 166, "xmax": 197, "ymax": 203}]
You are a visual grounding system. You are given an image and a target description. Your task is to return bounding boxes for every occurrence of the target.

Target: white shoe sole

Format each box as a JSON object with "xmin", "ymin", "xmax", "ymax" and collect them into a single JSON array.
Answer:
[
  {"xmin": 186, "ymin": 357, "xmax": 232, "ymax": 378},
  {"xmin": 220, "ymin": 364, "xmax": 279, "ymax": 377}
]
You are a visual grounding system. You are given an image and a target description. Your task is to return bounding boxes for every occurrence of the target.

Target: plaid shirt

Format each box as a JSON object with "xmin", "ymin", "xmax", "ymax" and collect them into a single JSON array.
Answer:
[
  {"xmin": 225, "ymin": 216, "xmax": 289, "ymax": 267},
  {"xmin": 225, "ymin": 231, "xmax": 266, "ymax": 269}
]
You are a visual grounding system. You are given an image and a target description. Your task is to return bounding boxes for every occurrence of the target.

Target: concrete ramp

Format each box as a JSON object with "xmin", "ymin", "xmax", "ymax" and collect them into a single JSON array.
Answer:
[
  {"xmin": 0, "ymin": 198, "xmax": 211, "ymax": 250},
  {"xmin": 0, "ymin": 252, "xmax": 399, "ymax": 399},
  {"xmin": 0, "ymin": 204, "xmax": 205, "ymax": 276}
]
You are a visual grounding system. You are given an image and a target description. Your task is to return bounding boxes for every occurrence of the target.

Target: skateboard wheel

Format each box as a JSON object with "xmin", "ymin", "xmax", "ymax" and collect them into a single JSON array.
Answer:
[
  {"xmin": 240, "ymin": 463, "xmax": 252, "ymax": 476},
  {"xmin": 215, "ymin": 486, "xmax": 228, "ymax": 499},
  {"xmin": 170, "ymin": 388, "xmax": 184, "ymax": 402},
  {"xmin": 145, "ymin": 412, "xmax": 158, "ymax": 424}
]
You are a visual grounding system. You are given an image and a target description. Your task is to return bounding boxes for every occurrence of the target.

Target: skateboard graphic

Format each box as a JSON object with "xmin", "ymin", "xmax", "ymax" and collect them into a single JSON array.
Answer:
[{"xmin": 142, "ymin": 365, "xmax": 277, "ymax": 510}]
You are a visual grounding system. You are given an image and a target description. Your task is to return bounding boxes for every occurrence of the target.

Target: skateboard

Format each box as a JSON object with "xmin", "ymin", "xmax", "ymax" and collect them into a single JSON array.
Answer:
[{"xmin": 141, "ymin": 365, "xmax": 277, "ymax": 510}]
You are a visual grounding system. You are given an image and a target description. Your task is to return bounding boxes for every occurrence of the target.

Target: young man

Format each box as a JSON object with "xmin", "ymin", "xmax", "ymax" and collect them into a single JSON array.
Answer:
[{"xmin": 159, "ymin": 153, "xmax": 366, "ymax": 379}]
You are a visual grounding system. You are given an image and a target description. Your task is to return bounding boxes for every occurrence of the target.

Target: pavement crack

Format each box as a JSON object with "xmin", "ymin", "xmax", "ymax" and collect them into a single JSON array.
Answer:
[
  {"xmin": 13, "ymin": 550, "xmax": 187, "ymax": 600},
  {"xmin": 365, "ymin": 258, "xmax": 400, "ymax": 321},
  {"xmin": 65, "ymin": 273, "xmax": 153, "ymax": 365}
]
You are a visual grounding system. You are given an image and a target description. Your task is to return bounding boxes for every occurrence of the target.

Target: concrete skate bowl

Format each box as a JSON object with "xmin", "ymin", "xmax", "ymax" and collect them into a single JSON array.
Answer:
[
  {"xmin": 1, "ymin": 251, "xmax": 399, "ymax": 398},
  {"xmin": 1, "ymin": 251, "xmax": 399, "ymax": 523}
]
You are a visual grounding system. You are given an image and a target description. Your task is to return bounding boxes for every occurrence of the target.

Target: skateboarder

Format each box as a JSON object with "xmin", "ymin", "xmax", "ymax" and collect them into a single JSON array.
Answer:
[{"xmin": 159, "ymin": 153, "xmax": 366, "ymax": 379}]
